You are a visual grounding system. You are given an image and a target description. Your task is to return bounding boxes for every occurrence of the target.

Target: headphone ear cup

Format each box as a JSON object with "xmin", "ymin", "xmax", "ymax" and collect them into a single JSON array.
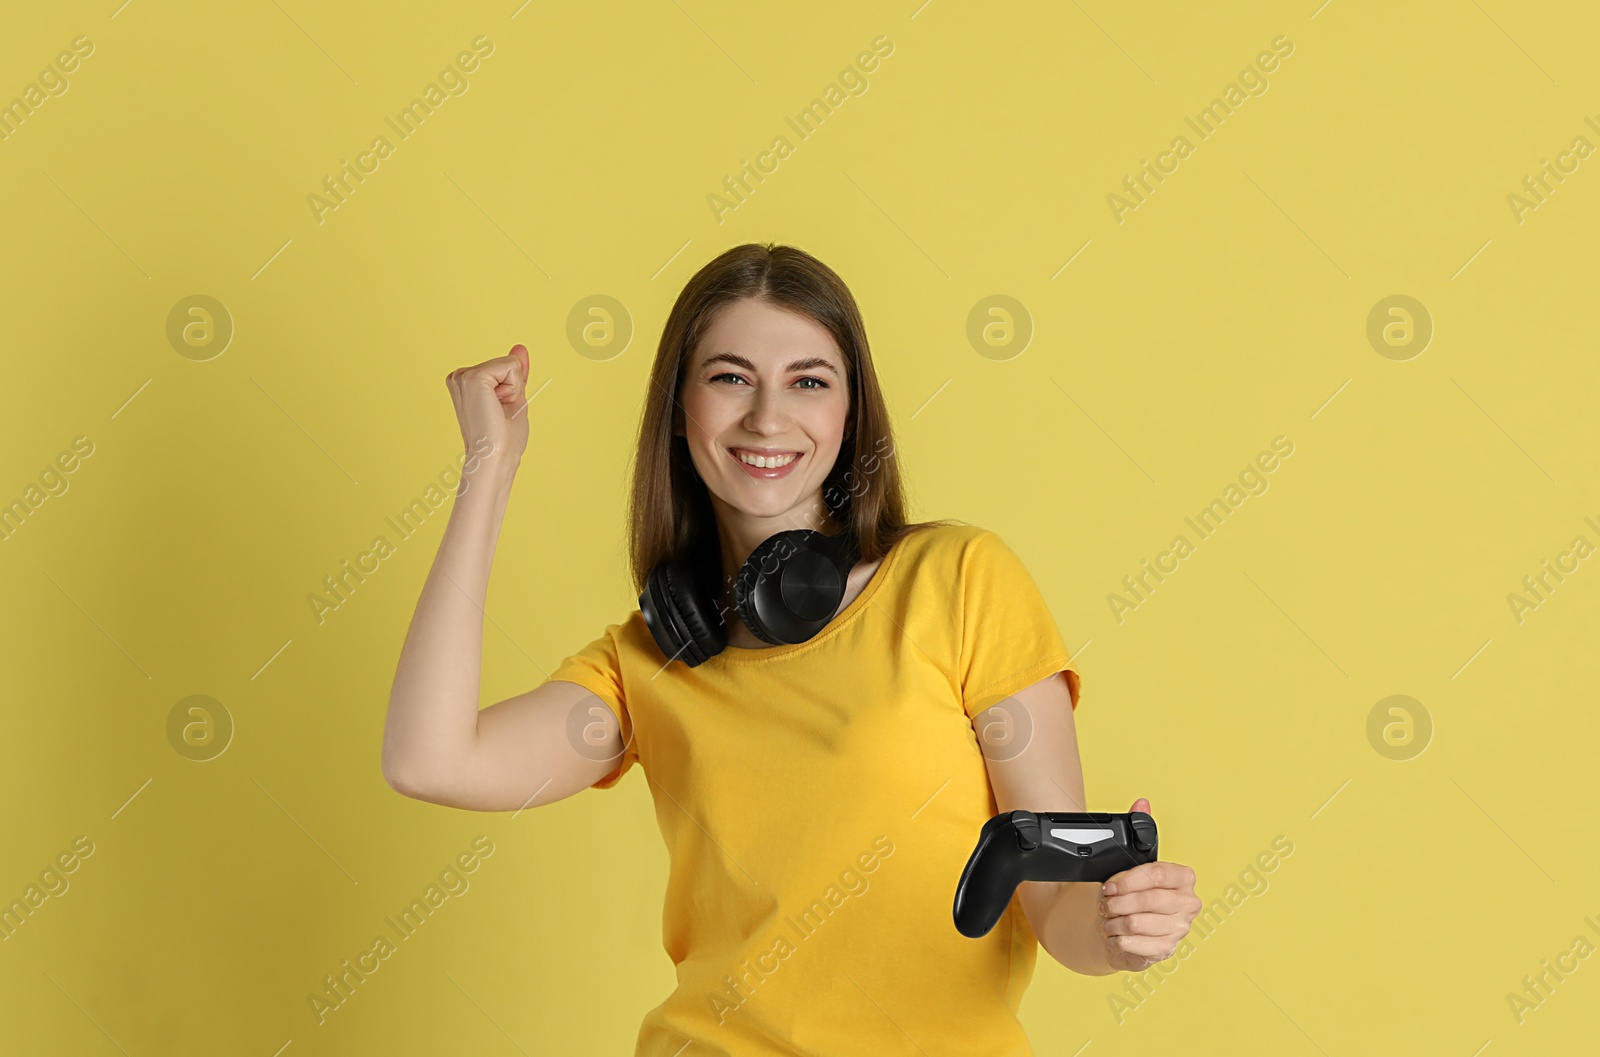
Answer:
[
  {"xmin": 666, "ymin": 561, "xmax": 727, "ymax": 664},
  {"xmin": 733, "ymin": 534, "xmax": 788, "ymax": 645},
  {"xmin": 639, "ymin": 566, "xmax": 682, "ymax": 662},
  {"xmin": 736, "ymin": 530, "xmax": 849, "ymax": 645},
  {"xmin": 642, "ymin": 560, "xmax": 726, "ymax": 667}
]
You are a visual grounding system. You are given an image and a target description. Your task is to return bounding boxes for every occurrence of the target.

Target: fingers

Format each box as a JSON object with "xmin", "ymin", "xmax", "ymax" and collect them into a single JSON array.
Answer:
[
  {"xmin": 1101, "ymin": 910, "xmax": 1184, "ymax": 938},
  {"xmin": 1102, "ymin": 884, "xmax": 1195, "ymax": 920},
  {"xmin": 1100, "ymin": 897, "xmax": 1187, "ymax": 966},
  {"xmin": 1104, "ymin": 930, "xmax": 1182, "ymax": 966},
  {"xmin": 1102, "ymin": 862, "xmax": 1201, "ymax": 928},
  {"xmin": 1104, "ymin": 860, "xmax": 1195, "ymax": 896},
  {"xmin": 444, "ymin": 347, "xmax": 528, "ymax": 399},
  {"xmin": 488, "ymin": 347, "xmax": 526, "ymax": 392}
]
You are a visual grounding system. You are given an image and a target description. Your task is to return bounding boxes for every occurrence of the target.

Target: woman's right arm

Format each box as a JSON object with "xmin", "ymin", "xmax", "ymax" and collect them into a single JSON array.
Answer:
[{"xmin": 380, "ymin": 344, "xmax": 628, "ymax": 812}]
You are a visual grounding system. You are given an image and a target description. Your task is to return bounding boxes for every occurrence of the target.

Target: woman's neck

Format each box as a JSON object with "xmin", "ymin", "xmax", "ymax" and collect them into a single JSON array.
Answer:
[{"xmin": 714, "ymin": 507, "xmax": 846, "ymax": 584}]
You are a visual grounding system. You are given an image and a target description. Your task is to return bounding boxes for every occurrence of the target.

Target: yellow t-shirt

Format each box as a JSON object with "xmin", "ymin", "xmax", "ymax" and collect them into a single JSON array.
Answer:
[{"xmin": 547, "ymin": 522, "xmax": 1082, "ymax": 1057}]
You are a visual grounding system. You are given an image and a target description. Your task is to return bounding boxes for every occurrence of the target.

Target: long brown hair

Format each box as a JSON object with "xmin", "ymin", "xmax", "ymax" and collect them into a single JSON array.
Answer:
[{"xmin": 627, "ymin": 242, "xmax": 953, "ymax": 594}]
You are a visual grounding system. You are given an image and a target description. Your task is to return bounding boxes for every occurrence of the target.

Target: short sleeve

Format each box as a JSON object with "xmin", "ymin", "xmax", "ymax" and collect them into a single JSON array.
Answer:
[
  {"xmin": 957, "ymin": 530, "xmax": 1081, "ymax": 720},
  {"xmin": 546, "ymin": 623, "xmax": 638, "ymax": 790}
]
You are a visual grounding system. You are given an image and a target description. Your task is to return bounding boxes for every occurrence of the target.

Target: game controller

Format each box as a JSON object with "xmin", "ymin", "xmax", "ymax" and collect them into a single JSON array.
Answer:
[{"xmin": 952, "ymin": 810, "xmax": 1159, "ymax": 938}]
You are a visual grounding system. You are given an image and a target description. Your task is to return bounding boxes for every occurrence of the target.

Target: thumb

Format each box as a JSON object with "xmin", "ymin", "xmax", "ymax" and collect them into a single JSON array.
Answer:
[
  {"xmin": 1130, "ymin": 797, "xmax": 1151, "ymax": 815},
  {"xmin": 495, "ymin": 344, "xmax": 530, "ymax": 409}
]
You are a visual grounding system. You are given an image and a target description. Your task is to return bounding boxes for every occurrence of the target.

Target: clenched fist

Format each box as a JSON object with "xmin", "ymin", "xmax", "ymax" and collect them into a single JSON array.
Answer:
[{"xmin": 445, "ymin": 344, "xmax": 531, "ymax": 490}]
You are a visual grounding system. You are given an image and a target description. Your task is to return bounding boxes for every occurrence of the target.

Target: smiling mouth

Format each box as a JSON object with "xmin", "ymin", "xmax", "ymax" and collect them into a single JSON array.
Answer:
[{"xmin": 728, "ymin": 447, "xmax": 801, "ymax": 469}]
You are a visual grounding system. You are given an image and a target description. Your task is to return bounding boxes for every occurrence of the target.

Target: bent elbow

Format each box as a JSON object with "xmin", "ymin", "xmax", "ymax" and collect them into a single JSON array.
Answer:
[
  {"xmin": 381, "ymin": 746, "xmax": 440, "ymax": 801},
  {"xmin": 382, "ymin": 762, "xmax": 427, "ymax": 800}
]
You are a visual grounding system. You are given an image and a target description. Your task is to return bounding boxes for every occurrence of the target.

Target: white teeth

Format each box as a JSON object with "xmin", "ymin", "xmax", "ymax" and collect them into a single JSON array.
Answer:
[{"xmin": 735, "ymin": 450, "xmax": 797, "ymax": 469}]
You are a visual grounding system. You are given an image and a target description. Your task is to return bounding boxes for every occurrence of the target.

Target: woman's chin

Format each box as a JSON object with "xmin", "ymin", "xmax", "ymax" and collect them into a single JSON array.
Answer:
[{"xmin": 711, "ymin": 486, "xmax": 813, "ymax": 521}]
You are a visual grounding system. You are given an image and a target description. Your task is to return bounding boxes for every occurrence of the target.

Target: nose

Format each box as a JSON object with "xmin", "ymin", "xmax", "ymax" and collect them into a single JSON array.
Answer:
[{"xmin": 742, "ymin": 381, "xmax": 787, "ymax": 435}]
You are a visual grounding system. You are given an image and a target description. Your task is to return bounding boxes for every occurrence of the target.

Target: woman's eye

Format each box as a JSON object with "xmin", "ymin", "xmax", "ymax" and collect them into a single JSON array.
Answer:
[{"xmin": 711, "ymin": 373, "xmax": 829, "ymax": 390}]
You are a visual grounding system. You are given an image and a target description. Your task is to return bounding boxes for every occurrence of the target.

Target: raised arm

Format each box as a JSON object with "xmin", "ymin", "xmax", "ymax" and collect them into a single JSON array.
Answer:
[{"xmin": 380, "ymin": 345, "xmax": 627, "ymax": 811}]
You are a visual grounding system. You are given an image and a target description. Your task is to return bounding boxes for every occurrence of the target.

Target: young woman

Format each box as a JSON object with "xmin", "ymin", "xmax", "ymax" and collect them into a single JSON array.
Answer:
[{"xmin": 382, "ymin": 243, "xmax": 1200, "ymax": 1055}]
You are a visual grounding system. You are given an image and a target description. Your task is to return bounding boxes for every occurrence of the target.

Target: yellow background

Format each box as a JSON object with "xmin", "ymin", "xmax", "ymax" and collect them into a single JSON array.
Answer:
[{"xmin": 2, "ymin": 0, "xmax": 1598, "ymax": 1053}]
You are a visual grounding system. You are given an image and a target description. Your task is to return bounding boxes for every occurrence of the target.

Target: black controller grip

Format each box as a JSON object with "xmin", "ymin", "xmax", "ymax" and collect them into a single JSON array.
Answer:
[{"xmin": 952, "ymin": 810, "xmax": 1159, "ymax": 939}]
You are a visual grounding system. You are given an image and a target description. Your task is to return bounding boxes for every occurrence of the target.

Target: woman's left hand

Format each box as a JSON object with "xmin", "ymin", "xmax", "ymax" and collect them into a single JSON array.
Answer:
[{"xmin": 1097, "ymin": 798, "xmax": 1202, "ymax": 972}]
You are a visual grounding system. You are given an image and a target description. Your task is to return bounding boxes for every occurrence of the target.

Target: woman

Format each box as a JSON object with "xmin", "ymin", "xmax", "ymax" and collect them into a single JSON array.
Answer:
[{"xmin": 382, "ymin": 243, "xmax": 1200, "ymax": 1055}]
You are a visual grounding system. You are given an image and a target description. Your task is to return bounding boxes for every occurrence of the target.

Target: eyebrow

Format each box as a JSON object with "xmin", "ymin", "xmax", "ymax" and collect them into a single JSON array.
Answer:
[{"xmin": 699, "ymin": 351, "xmax": 841, "ymax": 376}]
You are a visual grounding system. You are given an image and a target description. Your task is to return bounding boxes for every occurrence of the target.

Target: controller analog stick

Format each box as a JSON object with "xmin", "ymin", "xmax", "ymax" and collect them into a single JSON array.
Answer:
[{"xmin": 1012, "ymin": 811, "xmax": 1041, "ymax": 851}]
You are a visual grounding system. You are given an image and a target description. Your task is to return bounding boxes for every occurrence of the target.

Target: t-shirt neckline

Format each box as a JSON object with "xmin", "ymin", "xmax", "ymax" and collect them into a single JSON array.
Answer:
[{"xmin": 711, "ymin": 530, "xmax": 910, "ymax": 664}]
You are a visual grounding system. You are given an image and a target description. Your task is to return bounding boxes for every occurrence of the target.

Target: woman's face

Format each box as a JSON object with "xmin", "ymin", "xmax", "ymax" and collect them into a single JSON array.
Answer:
[{"xmin": 677, "ymin": 297, "xmax": 851, "ymax": 531}]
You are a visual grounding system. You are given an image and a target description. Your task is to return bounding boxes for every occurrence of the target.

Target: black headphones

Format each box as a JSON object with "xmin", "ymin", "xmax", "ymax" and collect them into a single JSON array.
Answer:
[{"xmin": 639, "ymin": 526, "xmax": 861, "ymax": 667}]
